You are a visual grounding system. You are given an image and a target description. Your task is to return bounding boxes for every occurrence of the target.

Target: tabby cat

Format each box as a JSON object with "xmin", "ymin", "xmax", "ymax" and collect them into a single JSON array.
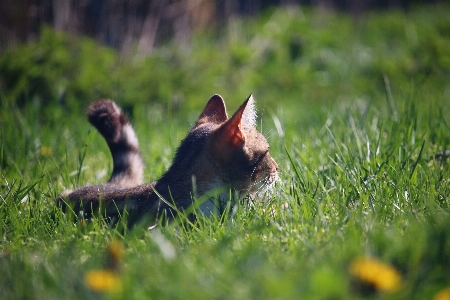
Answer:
[{"xmin": 58, "ymin": 94, "xmax": 278, "ymax": 227}]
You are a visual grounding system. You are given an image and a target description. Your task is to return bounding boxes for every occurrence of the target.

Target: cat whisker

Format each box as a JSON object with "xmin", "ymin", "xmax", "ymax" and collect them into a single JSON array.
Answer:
[
  {"xmin": 253, "ymin": 176, "xmax": 273, "ymax": 194},
  {"xmin": 264, "ymin": 128, "xmax": 274, "ymax": 138}
]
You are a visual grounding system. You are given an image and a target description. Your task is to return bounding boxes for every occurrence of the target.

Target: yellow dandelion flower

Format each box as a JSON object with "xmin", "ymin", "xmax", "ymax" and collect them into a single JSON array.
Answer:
[
  {"xmin": 40, "ymin": 146, "xmax": 54, "ymax": 157},
  {"xmin": 349, "ymin": 256, "xmax": 402, "ymax": 293},
  {"xmin": 107, "ymin": 239, "xmax": 125, "ymax": 271},
  {"xmin": 108, "ymin": 240, "xmax": 124, "ymax": 263},
  {"xmin": 85, "ymin": 270, "xmax": 122, "ymax": 293},
  {"xmin": 85, "ymin": 240, "xmax": 125, "ymax": 293},
  {"xmin": 434, "ymin": 287, "xmax": 450, "ymax": 300}
]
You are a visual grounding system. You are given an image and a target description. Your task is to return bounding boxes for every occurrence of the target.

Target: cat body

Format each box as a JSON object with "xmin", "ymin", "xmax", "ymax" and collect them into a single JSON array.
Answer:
[{"xmin": 59, "ymin": 94, "xmax": 278, "ymax": 226}]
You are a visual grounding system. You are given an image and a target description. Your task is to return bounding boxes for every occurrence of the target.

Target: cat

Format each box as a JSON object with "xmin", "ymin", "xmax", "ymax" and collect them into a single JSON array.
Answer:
[{"xmin": 58, "ymin": 94, "xmax": 278, "ymax": 227}]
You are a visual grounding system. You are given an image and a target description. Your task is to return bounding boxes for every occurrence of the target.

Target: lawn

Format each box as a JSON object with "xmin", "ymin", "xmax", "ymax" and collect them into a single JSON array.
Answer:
[{"xmin": 1, "ymin": 3, "xmax": 449, "ymax": 299}]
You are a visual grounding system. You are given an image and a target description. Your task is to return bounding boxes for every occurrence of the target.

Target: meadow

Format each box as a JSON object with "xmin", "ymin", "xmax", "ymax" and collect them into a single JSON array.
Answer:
[{"xmin": 1, "ymin": 4, "xmax": 450, "ymax": 299}]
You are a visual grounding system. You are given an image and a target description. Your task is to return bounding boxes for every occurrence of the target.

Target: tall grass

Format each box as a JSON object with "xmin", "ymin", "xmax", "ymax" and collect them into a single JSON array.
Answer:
[{"xmin": 1, "ymin": 4, "xmax": 450, "ymax": 299}]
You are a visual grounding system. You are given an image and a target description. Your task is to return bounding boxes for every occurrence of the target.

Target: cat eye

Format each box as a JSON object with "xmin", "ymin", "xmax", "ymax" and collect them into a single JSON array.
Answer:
[{"xmin": 249, "ymin": 150, "xmax": 269, "ymax": 169}]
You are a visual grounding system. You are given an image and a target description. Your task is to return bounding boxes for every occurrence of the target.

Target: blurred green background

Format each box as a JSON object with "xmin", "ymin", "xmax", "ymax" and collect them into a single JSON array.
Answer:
[{"xmin": 1, "ymin": 1, "xmax": 450, "ymax": 299}]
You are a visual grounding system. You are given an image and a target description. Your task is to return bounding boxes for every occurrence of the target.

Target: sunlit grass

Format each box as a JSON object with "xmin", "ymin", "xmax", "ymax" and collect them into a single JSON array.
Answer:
[{"xmin": 1, "ymin": 4, "xmax": 450, "ymax": 299}]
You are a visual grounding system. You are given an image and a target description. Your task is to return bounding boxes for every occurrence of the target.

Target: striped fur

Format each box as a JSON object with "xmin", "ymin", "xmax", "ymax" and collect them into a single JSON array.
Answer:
[{"xmin": 87, "ymin": 99, "xmax": 144, "ymax": 188}]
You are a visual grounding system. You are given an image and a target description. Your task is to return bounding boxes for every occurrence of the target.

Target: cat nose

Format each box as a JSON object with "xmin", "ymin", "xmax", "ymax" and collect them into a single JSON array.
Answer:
[{"xmin": 272, "ymin": 158, "xmax": 278, "ymax": 171}]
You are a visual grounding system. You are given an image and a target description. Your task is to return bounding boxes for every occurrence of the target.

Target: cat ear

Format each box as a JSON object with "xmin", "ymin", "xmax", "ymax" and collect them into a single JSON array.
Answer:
[
  {"xmin": 195, "ymin": 94, "xmax": 228, "ymax": 127},
  {"xmin": 212, "ymin": 95, "xmax": 253, "ymax": 152},
  {"xmin": 241, "ymin": 94, "xmax": 257, "ymax": 130}
]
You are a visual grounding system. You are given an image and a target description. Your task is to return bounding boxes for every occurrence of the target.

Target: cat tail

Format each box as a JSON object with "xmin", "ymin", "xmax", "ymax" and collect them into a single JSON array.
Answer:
[{"xmin": 87, "ymin": 99, "xmax": 144, "ymax": 188}]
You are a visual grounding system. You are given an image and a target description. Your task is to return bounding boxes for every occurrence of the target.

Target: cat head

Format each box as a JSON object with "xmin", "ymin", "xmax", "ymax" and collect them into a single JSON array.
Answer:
[{"xmin": 193, "ymin": 94, "xmax": 278, "ymax": 194}]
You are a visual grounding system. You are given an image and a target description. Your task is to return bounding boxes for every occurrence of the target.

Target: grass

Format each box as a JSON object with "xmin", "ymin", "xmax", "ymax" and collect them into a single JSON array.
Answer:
[{"xmin": 1, "ymin": 4, "xmax": 450, "ymax": 299}]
